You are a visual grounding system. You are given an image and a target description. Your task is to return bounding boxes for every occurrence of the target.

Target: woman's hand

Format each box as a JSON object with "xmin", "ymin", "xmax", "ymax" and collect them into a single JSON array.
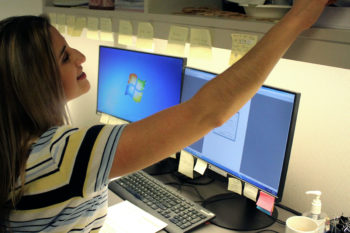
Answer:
[{"xmin": 285, "ymin": 0, "xmax": 336, "ymax": 31}]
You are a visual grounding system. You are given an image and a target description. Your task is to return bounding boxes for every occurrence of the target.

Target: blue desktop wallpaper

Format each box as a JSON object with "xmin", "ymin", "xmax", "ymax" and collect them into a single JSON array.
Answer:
[{"xmin": 97, "ymin": 47, "xmax": 184, "ymax": 122}]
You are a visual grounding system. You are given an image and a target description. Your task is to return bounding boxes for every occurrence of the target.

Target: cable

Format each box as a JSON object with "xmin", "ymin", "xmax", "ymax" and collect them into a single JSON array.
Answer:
[
  {"xmin": 165, "ymin": 182, "xmax": 206, "ymax": 202},
  {"xmin": 255, "ymin": 230, "xmax": 280, "ymax": 233},
  {"xmin": 275, "ymin": 203, "xmax": 301, "ymax": 216}
]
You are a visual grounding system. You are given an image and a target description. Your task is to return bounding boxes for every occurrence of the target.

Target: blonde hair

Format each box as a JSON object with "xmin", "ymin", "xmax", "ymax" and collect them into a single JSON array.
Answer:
[{"xmin": 0, "ymin": 15, "xmax": 68, "ymax": 229}]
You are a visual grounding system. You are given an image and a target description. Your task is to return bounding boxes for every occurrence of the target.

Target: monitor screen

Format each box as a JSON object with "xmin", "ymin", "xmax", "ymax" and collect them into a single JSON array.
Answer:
[
  {"xmin": 181, "ymin": 68, "xmax": 300, "ymax": 229},
  {"xmin": 97, "ymin": 46, "xmax": 186, "ymax": 122}
]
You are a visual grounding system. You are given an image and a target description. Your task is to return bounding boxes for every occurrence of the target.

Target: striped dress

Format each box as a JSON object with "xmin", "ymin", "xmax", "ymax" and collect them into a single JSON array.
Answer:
[{"xmin": 8, "ymin": 124, "xmax": 125, "ymax": 232}]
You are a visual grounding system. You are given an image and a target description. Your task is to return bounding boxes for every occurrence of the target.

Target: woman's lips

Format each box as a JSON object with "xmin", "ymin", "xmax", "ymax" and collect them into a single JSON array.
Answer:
[{"xmin": 77, "ymin": 72, "xmax": 86, "ymax": 80}]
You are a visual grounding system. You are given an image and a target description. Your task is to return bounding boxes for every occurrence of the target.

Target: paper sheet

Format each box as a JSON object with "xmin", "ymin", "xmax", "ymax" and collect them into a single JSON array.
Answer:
[
  {"xmin": 166, "ymin": 25, "xmax": 188, "ymax": 56},
  {"xmin": 101, "ymin": 200, "xmax": 167, "ymax": 233},
  {"xmin": 48, "ymin": 13, "xmax": 57, "ymax": 28},
  {"xmin": 66, "ymin": 15, "xmax": 75, "ymax": 36},
  {"xmin": 87, "ymin": 17, "xmax": 99, "ymax": 40},
  {"xmin": 72, "ymin": 17, "xmax": 86, "ymax": 37},
  {"xmin": 189, "ymin": 28, "xmax": 212, "ymax": 60},
  {"xmin": 100, "ymin": 17, "xmax": 114, "ymax": 42},
  {"xmin": 57, "ymin": 13, "xmax": 66, "ymax": 34},
  {"xmin": 194, "ymin": 158, "xmax": 207, "ymax": 175},
  {"xmin": 136, "ymin": 22, "xmax": 154, "ymax": 50},
  {"xmin": 178, "ymin": 150, "xmax": 194, "ymax": 179},
  {"xmin": 118, "ymin": 20, "xmax": 133, "ymax": 46},
  {"xmin": 229, "ymin": 33, "xmax": 258, "ymax": 65},
  {"xmin": 243, "ymin": 183, "xmax": 258, "ymax": 202},
  {"xmin": 228, "ymin": 177, "xmax": 242, "ymax": 195}
]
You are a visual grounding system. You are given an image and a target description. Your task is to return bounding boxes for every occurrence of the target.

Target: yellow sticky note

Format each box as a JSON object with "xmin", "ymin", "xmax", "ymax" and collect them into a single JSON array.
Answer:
[
  {"xmin": 66, "ymin": 15, "xmax": 75, "ymax": 36},
  {"xmin": 72, "ymin": 17, "xmax": 86, "ymax": 37},
  {"xmin": 178, "ymin": 150, "xmax": 194, "ymax": 179},
  {"xmin": 228, "ymin": 177, "xmax": 242, "ymax": 195},
  {"xmin": 100, "ymin": 113, "xmax": 110, "ymax": 124},
  {"xmin": 243, "ymin": 183, "xmax": 258, "ymax": 202},
  {"xmin": 48, "ymin": 13, "xmax": 57, "ymax": 27},
  {"xmin": 108, "ymin": 116, "xmax": 128, "ymax": 125},
  {"xmin": 57, "ymin": 14, "xmax": 66, "ymax": 34},
  {"xmin": 194, "ymin": 158, "xmax": 207, "ymax": 175},
  {"xmin": 87, "ymin": 17, "xmax": 99, "ymax": 40},
  {"xmin": 118, "ymin": 20, "xmax": 133, "ymax": 46},
  {"xmin": 189, "ymin": 28, "xmax": 212, "ymax": 60},
  {"xmin": 136, "ymin": 22, "xmax": 154, "ymax": 50},
  {"xmin": 169, "ymin": 153, "xmax": 177, "ymax": 159},
  {"xmin": 230, "ymin": 33, "xmax": 258, "ymax": 65},
  {"xmin": 166, "ymin": 25, "xmax": 188, "ymax": 56},
  {"xmin": 100, "ymin": 17, "xmax": 113, "ymax": 41}
]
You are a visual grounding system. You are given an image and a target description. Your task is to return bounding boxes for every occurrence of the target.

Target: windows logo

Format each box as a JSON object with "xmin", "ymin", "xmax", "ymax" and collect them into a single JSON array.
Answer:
[{"xmin": 125, "ymin": 73, "xmax": 146, "ymax": 103}]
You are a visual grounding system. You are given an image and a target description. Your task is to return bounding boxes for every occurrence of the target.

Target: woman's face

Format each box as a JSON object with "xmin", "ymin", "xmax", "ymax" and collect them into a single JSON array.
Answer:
[{"xmin": 50, "ymin": 26, "xmax": 90, "ymax": 101}]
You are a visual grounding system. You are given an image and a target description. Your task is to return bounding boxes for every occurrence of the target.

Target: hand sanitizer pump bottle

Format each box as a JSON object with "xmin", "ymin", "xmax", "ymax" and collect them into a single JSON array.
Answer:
[{"xmin": 302, "ymin": 191, "xmax": 328, "ymax": 233}]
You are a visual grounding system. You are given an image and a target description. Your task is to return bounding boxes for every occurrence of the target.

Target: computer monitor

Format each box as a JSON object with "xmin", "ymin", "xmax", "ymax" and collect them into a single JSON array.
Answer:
[
  {"xmin": 181, "ymin": 67, "xmax": 300, "ymax": 230},
  {"xmin": 97, "ymin": 46, "xmax": 186, "ymax": 122}
]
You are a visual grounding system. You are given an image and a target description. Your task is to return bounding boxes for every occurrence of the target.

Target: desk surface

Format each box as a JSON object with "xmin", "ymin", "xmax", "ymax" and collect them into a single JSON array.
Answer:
[{"xmin": 107, "ymin": 172, "xmax": 292, "ymax": 233}]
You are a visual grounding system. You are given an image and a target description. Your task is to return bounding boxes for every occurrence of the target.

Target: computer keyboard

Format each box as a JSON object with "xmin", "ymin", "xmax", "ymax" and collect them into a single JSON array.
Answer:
[{"xmin": 108, "ymin": 170, "xmax": 215, "ymax": 233}]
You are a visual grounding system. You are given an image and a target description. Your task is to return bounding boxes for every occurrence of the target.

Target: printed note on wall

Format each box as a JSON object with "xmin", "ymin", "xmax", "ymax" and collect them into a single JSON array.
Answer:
[
  {"xmin": 57, "ymin": 14, "xmax": 66, "ymax": 34},
  {"xmin": 136, "ymin": 22, "xmax": 154, "ymax": 50},
  {"xmin": 66, "ymin": 15, "xmax": 75, "ymax": 36},
  {"xmin": 100, "ymin": 17, "xmax": 114, "ymax": 42},
  {"xmin": 118, "ymin": 20, "xmax": 133, "ymax": 46},
  {"xmin": 189, "ymin": 28, "xmax": 212, "ymax": 60},
  {"xmin": 230, "ymin": 33, "xmax": 258, "ymax": 65},
  {"xmin": 87, "ymin": 17, "xmax": 99, "ymax": 40},
  {"xmin": 166, "ymin": 25, "xmax": 188, "ymax": 57},
  {"xmin": 72, "ymin": 17, "xmax": 86, "ymax": 37}
]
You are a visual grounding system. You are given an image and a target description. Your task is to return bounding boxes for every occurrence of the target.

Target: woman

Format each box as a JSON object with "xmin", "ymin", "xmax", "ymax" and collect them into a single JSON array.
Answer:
[{"xmin": 0, "ymin": 0, "xmax": 332, "ymax": 231}]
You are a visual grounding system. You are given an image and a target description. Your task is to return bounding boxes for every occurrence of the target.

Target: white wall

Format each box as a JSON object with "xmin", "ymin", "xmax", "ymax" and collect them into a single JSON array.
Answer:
[{"xmin": 0, "ymin": 0, "xmax": 42, "ymax": 19}]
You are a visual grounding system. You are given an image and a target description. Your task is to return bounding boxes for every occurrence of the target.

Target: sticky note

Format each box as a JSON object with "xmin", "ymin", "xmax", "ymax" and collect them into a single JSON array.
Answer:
[
  {"xmin": 228, "ymin": 177, "xmax": 242, "ymax": 195},
  {"xmin": 169, "ymin": 153, "xmax": 177, "ymax": 159},
  {"xmin": 100, "ymin": 113, "xmax": 110, "ymax": 124},
  {"xmin": 189, "ymin": 28, "xmax": 212, "ymax": 60},
  {"xmin": 136, "ymin": 22, "xmax": 154, "ymax": 50},
  {"xmin": 72, "ymin": 17, "xmax": 86, "ymax": 37},
  {"xmin": 100, "ymin": 17, "xmax": 114, "ymax": 42},
  {"xmin": 243, "ymin": 183, "xmax": 258, "ymax": 202},
  {"xmin": 166, "ymin": 25, "xmax": 188, "ymax": 56},
  {"xmin": 230, "ymin": 33, "xmax": 258, "ymax": 65},
  {"xmin": 194, "ymin": 158, "xmax": 207, "ymax": 175},
  {"xmin": 118, "ymin": 20, "xmax": 133, "ymax": 46},
  {"xmin": 48, "ymin": 13, "xmax": 57, "ymax": 27},
  {"xmin": 57, "ymin": 14, "xmax": 66, "ymax": 34},
  {"xmin": 256, "ymin": 191, "xmax": 275, "ymax": 214},
  {"xmin": 66, "ymin": 15, "xmax": 75, "ymax": 36},
  {"xmin": 87, "ymin": 17, "xmax": 99, "ymax": 40},
  {"xmin": 178, "ymin": 150, "xmax": 194, "ymax": 179}
]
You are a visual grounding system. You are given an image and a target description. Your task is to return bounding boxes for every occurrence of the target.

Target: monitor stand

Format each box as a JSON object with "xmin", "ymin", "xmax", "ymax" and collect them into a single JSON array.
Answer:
[
  {"xmin": 143, "ymin": 155, "xmax": 179, "ymax": 175},
  {"xmin": 202, "ymin": 192, "xmax": 277, "ymax": 231}
]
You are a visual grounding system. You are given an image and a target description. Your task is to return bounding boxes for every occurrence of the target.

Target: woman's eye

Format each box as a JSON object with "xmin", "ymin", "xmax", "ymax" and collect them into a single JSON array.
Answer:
[{"xmin": 62, "ymin": 52, "xmax": 70, "ymax": 63}]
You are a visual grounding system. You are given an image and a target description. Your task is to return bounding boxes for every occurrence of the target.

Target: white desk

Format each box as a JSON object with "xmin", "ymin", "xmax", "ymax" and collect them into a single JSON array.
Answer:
[{"xmin": 107, "ymin": 172, "xmax": 292, "ymax": 233}]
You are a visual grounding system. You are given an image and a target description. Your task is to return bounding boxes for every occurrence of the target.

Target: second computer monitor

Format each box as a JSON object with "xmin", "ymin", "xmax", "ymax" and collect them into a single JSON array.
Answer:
[
  {"xmin": 181, "ymin": 67, "xmax": 299, "ymax": 201},
  {"xmin": 97, "ymin": 46, "xmax": 186, "ymax": 122}
]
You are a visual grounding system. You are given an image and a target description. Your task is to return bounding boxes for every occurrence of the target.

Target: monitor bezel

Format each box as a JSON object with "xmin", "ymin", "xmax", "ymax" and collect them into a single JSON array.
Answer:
[
  {"xmin": 182, "ymin": 67, "xmax": 300, "ymax": 203},
  {"xmin": 96, "ymin": 46, "xmax": 187, "ymax": 123}
]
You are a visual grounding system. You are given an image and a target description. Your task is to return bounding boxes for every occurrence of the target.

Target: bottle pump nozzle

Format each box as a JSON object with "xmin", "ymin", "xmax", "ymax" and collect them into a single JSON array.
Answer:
[{"xmin": 306, "ymin": 191, "xmax": 322, "ymax": 215}]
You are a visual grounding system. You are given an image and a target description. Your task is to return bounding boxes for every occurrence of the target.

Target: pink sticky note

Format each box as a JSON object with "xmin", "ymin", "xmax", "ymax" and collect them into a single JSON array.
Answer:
[{"xmin": 256, "ymin": 191, "xmax": 275, "ymax": 213}]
